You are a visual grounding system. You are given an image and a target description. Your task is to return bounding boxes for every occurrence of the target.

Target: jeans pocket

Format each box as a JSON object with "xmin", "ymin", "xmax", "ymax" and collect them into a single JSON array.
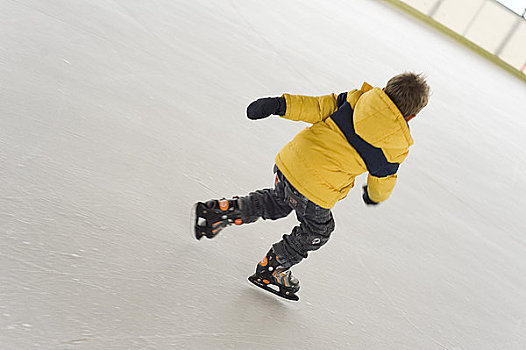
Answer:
[{"xmin": 284, "ymin": 185, "xmax": 307, "ymax": 216}]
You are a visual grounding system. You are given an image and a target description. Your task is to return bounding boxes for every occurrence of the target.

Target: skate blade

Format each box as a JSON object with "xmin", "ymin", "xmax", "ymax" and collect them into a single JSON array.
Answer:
[
  {"xmin": 248, "ymin": 274, "xmax": 299, "ymax": 302},
  {"xmin": 191, "ymin": 203, "xmax": 204, "ymax": 240}
]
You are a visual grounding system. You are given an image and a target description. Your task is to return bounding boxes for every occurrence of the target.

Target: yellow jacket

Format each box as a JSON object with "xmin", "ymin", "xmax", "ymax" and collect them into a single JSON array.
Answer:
[{"xmin": 275, "ymin": 82, "xmax": 413, "ymax": 209}]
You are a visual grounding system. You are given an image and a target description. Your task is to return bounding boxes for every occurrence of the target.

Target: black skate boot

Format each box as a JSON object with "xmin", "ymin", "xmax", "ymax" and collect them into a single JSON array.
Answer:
[
  {"xmin": 248, "ymin": 249, "xmax": 300, "ymax": 301},
  {"xmin": 192, "ymin": 197, "xmax": 256, "ymax": 240}
]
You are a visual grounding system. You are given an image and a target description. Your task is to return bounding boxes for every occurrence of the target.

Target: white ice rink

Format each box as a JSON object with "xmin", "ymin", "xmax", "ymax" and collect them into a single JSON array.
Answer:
[{"xmin": 1, "ymin": 0, "xmax": 526, "ymax": 349}]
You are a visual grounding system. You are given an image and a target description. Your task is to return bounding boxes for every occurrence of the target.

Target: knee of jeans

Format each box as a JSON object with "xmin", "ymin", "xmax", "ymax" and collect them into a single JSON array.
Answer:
[
  {"xmin": 290, "ymin": 226, "xmax": 330, "ymax": 250},
  {"xmin": 309, "ymin": 232, "xmax": 331, "ymax": 248},
  {"xmin": 308, "ymin": 220, "xmax": 335, "ymax": 247}
]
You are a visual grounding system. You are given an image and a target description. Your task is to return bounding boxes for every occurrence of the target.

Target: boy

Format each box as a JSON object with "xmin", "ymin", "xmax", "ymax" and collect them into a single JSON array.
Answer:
[{"xmin": 193, "ymin": 72, "xmax": 430, "ymax": 300}]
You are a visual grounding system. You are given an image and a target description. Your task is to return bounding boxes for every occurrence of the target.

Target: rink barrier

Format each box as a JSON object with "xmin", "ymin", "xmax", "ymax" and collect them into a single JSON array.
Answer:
[{"xmin": 379, "ymin": 0, "xmax": 526, "ymax": 84}]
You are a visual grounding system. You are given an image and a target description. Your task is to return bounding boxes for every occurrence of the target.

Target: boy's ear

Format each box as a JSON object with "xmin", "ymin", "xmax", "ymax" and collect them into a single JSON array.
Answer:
[{"xmin": 404, "ymin": 114, "xmax": 416, "ymax": 122}]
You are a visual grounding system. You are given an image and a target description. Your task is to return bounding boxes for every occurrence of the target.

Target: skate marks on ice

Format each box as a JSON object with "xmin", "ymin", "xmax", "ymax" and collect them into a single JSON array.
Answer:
[
  {"xmin": 170, "ymin": 276, "xmax": 302, "ymax": 348},
  {"xmin": 183, "ymin": 172, "xmax": 218, "ymax": 198},
  {"xmin": 228, "ymin": 0, "xmax": 317, "ymax": 88},
  {"xmin": 357, "ymin": 253, "xmax": 449, "ymax": 350}
]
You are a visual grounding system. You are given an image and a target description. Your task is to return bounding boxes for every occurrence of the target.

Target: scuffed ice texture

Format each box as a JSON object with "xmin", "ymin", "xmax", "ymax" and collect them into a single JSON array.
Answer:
[{"xmin": 1, "ymin": 0, "xmax": 525, "ymax": 349}]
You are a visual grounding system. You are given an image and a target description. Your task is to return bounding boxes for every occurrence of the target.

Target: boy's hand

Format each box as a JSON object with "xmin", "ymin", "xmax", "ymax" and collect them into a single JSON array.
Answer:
[
  {"xmin": 246, "ymin": 97, "xmax": 286, "ymax": 119},
  {"xmin": 362, "ymin": 186, "xmax": 379, "ymax": 206}
]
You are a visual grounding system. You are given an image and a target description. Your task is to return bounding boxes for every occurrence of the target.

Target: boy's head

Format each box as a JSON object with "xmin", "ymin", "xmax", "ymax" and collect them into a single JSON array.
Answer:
[{"xmin": 384, "ymin": 72, "xmax": 430, "ymax": 120}]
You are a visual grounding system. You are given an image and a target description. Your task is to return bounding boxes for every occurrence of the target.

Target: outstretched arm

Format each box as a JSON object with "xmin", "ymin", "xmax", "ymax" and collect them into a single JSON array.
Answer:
[
  {"xmin": 246, "ymin": 93, "xmax": 345, "ymax": 124},
  {"xmin": 280, "ymin": 93, "xmax": 340, "ymax": 124}
]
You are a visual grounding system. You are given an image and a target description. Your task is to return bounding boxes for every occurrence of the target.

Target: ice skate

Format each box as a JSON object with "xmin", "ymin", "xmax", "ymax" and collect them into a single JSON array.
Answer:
[
  {"xmin": 248, "ymin": 249, "xmax": 300, "ymax": 301},
  {"xmin": 192, "ymin": 197, "xmax": 256, "ymax": 240}
]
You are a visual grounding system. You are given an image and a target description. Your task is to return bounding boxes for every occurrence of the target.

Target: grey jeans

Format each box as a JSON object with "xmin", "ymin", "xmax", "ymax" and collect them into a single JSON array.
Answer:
[{"xmin": 240, "ymin": 165, "xmax": 335, "ymax": 269}]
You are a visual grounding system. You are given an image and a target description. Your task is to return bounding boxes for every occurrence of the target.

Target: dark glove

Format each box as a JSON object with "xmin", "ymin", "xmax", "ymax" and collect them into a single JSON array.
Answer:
[
  {"xmin": 246, "ymin": 97, "xmax": 286, "ymax": 120},
  {"xmin": 362, "ymin": 186, "xmax": 379, "ymax": 206}
]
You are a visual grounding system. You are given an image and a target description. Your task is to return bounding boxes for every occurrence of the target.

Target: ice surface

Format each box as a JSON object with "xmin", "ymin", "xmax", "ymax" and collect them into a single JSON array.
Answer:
[{"xmin": 1, "ymin": 0, "xmax": 525, "ymax": 349}]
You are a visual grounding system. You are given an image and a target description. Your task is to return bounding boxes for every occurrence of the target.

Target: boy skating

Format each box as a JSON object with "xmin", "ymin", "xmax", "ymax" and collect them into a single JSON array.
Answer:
[{"xmin": 193, "ymin": 72, "xmax": 430, "ymax": 301}]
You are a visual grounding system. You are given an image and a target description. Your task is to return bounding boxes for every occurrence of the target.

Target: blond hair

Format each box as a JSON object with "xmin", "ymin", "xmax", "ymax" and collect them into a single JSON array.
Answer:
[{"xmin": 384, "ymin": 73, "xmax": 430, "ymax": 117}]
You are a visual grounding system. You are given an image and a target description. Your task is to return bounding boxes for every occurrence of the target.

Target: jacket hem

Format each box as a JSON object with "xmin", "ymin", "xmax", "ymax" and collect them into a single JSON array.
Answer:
[{"xmin": 275, "ymin": 157, "xmax": 335, "ymax": 210}]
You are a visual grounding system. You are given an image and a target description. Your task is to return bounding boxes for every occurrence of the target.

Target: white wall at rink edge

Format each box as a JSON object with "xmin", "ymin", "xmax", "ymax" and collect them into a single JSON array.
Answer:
[{"xmin": 402, "ymin": 0, "xmax": 526, "ymax": 72}]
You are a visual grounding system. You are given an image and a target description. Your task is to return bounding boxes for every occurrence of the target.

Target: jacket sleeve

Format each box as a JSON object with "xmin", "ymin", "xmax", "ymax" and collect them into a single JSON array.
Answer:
[
  {"xmin": 366, "ymin": 173, "xmax": 397, "ymax": 203},
  {"xmin": 280, "ymin": 93, "xmax": 340, "ymax": 124}
]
